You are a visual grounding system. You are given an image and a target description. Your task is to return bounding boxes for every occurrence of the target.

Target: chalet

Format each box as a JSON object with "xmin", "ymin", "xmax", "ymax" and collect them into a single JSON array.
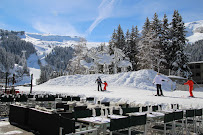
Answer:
[{"xmin": 188, "ymin": 61, "xmax": 203, "ymax": 84}]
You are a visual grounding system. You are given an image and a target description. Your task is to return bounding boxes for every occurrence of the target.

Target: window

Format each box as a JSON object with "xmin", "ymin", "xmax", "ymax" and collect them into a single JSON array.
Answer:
[
  {"xmin": 195, "ymin": 64, "xmax": 200, "ymax": 69},
  {"xmin": 189, "ymin": 65, "xmax": 194, "ymax": 69},
  {"xmin": 196, "ymin": 73, "xmax": 200, "ymax": 76}
]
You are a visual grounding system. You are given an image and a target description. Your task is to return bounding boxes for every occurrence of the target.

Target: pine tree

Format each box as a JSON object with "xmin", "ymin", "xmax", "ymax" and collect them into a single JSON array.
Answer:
[
  {"xmin": 129, "ymin": 26, "xmax": 139, "ymax": 71},
  {"xmin": 138, "ymin": 29, "xmax": 153, "ymax": 69},
  {"xmin": 150, "ymin": 13, "xmax": 164, "ymax": 72},
  {"xmin": 161, "ymin": 14, "xmax": 170, "ymax": 69},
  {"xmin": 169, "ymin": 10, "xmax": 189, "ymax": 76},
  {"xmin": 124, "ymin": 29, "xmax": 131, "ymax": 55},
  {"xmin": 184, "ymin": 40, "xmax": 203, "ymax": 62},
  {"xmin": 109, "ymin": 29, "xmax": 117, "ymax": 55},
  {"xmin": 116, "ymin": 24, "xmax": 125, "ymax": 50},
  {"xmin": 142, "ymin": 17, "xmax": 150, "ymax": 37}
]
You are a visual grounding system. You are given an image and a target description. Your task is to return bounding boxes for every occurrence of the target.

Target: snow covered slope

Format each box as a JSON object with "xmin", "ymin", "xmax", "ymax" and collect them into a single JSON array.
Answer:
[
  {"xmin": 18, "ymin": 69, "xmax": 203, "ymax": 109},
  {"xmin": 42, "ymin": 69, "xmax": 173, "ymax": 91},
  {"xmin": 185, "ymin": 20, "xmax": 203, "ymax": 43}
]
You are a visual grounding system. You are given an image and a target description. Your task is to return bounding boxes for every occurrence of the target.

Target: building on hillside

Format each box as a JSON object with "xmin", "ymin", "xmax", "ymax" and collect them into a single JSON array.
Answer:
[{"xmin": 188, "ymin": 61, "xmax": 203, "ymax": 84}]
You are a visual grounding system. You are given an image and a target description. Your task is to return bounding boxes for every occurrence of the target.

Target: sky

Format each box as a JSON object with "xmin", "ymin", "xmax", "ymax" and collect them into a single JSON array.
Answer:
[{"xmin": 0, "ymin": 0, "xmax": 203, "ymax": 42}]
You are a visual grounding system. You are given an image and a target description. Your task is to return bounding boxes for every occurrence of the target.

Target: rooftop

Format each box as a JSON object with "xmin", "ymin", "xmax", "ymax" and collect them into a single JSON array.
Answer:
[{"xmin": 188, "ymin": 61, "xmax": 203, "ymax": 64}]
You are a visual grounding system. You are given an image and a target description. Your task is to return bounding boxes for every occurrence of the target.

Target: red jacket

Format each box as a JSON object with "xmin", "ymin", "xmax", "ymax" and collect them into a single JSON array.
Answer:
[
  {"xmin": 103, "ymin": 82, "xmax": 108, "ymax": 86},
  {"xmin": 184, "ymin": 80, "xmax": 194, "ymax": 87}
]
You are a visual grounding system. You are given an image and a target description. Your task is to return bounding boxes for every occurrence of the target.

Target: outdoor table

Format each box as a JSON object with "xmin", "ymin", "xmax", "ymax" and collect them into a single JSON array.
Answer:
[
  {"xmin": 127, "ymin": 111, "xmax": 165, "ymax": 129},
  {"xmin": 127, "ymin": 111, "xmax": 165, "ymax": 118},
  {"xmin": 77, "ymin": 115, "xmax": 127, "ymax": 134}
]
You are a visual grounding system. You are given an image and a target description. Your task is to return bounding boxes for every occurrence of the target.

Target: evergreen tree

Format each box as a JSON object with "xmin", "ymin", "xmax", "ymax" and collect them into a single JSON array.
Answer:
[
  {"xmin": 129, "ymin": 26, "xmax": 139, "ymax": 71},
  {"xmin": 109, "ymin": 29, "xmax": 118, "ymax": 55},
  {"xmin": 169, "ymin": 10, "xmax": 189, "ymax": 76},
  {"xmin": 124, "ymin": 29, "xmax": 131, "ymax": 55},
  {"xmin": 184, "ymin": 40, "xmax": 203, "ymax": 62},
  {"xmin": 116, "ymin": 24, "xmax": 125, "ymax": 51},
  {"xmin": 161, "ymin": 14, "xmax": 170, "ymax": 69},
  {"xmin": 150, "ymin": 13, "xmax": 164, "ymax": 72},
  {"xmin": 142, "ymin": 17, "xmax": 150, "ymax": 37},
  {"xmin": 138, "ymin": 29, "xmax": 153, "ymax": 69}
]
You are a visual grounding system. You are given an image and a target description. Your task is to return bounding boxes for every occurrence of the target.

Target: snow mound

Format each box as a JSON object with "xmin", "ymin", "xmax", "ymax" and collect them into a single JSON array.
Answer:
[
  {"xmin": 0, "ymin": 121, "xmax": 9, "ymax": 127},
  {"xmin": 42, "ymin": 69, "xmax": 173, "ymax": 91},
  {"xmin": 4, "ymin": 131, "xmax": 23, "ymax": 135},
  {"xmin": 185, "ymin": 20, "xmax": 203, "ymax": 43}
]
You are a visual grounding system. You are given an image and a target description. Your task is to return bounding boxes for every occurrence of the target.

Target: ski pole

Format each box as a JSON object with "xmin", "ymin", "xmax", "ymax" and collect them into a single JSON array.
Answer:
[{"xmin": 191, "ymin": 79, "xmax": 201, "ymax": 88}]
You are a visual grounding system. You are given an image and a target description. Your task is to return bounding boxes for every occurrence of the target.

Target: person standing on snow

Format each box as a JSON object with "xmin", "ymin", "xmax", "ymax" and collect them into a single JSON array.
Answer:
[
  {"xmin": 102, "ymin": 81, "xmax": 108, "ymax": 91},
  {"xmin": 95, "ymin": 77, "xmax": 102, "ymax": 91},
  {"xmin": 184, "ymin": 78, "xmax": 194, "ymax": 97},
  {"xmin": 153, "ymin": 73, "xmax": 168, "ymax": 96}
]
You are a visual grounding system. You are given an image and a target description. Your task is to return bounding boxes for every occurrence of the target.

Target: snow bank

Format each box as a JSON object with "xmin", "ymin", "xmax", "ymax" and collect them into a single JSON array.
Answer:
[
  {"xmin": 4, "ymin": 131, "xmax": 23, "ymax": 135},
  {"xmin": 42, "ymin": 69, "xmax": 173, "ymax": 91},
  {"xmin": 0, "ymin": 121, "xmax": 9, "ymax": 127}
]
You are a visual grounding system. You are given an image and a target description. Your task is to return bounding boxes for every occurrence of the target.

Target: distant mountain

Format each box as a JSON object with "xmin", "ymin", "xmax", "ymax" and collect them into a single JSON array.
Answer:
[
  {"xmin": 24, "ymin": 33, "xmax": 86, "ymax": 42},
  {"xmin": 185, "ymin": 20, "xmax": 203, "ymax": 43}
]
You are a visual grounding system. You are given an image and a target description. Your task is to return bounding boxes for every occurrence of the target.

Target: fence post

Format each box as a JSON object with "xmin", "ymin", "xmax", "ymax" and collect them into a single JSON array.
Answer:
[{"xmin": 5, "ymin": 72, "xmax": 8, "ymax": 93}]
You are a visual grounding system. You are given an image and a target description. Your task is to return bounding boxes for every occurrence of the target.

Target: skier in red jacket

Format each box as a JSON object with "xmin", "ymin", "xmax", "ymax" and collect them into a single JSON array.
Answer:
[
  {"xmin": 184, "ymin": 79, "xmax": 194, "ymax": 97},
  {"xmin": 102, "ymin": 81, "xmax": 108, "ymax": 91}
]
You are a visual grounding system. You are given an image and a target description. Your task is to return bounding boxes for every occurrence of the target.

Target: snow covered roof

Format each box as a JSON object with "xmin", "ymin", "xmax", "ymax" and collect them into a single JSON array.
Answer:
[
  {"xmin": 188, "ymin": 61, "xmax": 203, "ymax": 64},
  {"xmin": 167, "ymin": 75, "xmax": 187, "ymax": 80},
  {"xmin": 117, "ymin": 60, "xmax": 132, "ymax": 68},
  {"xmin": 97, "ymin": 54, "xmax": 113, "ymax": 65},
  {"xmin": 80, "ymin": 60, "xmax": 95, "ymax": 69}
]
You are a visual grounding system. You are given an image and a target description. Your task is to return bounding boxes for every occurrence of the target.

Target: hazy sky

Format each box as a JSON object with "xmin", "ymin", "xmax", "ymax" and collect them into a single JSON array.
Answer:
[{"xmin": 0, "ymin": 0, "xmax": 203, "ymax": 42}]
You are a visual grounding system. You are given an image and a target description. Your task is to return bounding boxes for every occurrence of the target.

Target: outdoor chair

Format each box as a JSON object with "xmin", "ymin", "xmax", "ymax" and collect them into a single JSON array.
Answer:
[
  {"xmin": 185, "ymin": 109, "xmax": 195, "ymax": 134},
  {"xmin": 113, "ymin": 109, "xmax": 120, "ymax": 115},
  {"xmin": 56, "ymin": 103, "xmax": 66, "ymax": 110},
  {"xmin": 101, "ymin": 101, "xmax": 110, "ymax": 106},
  {"xmin": 64, "ymin": 104, "xmax": 69, "ymax": 112},
  {"xmin": 171, "ymin": 104, "xmax": 179, "ymax": 110},
  {"xmin": 152, "ymin": 105, "xmax": 159, "ymax": 112},
  {"xmin": 194, "ymin": 109, "xmax": 203, "ymax": 134},
  {"xmin": 173, "ymin": 111, "xmax": 184, "ymax": 135},
  {"xmin": 142, "ymin": 106, "xmax": 148, "ymax": 112},
  {"xmin": 86, "ymin": 97, "xmax": 95, "ymax": 103},
  {"xmin": 122, "ymin": 107, "xmax": 139, "ymax": 115},
  {"xmin": 59, "ymin": 115, "xmax": 75, "ymax": 135},
  {"xmin": 108, "ymin": 117, "xmax": 130, "ymax": 135},
  {"xmin": 1, "ymin": 95, "xmax": 14, "ymax": 102},
  {"xmin": 28, "ymin": 108, "xmax": 60, "ymax": 135},
  {"xmin": 71, "ymin": 96, "xmax": 80, "ymax": 101},
  {"xmin": 95, "ymin": 107, "xmax": 101, "ymax": 116},
  {"xmin": 74, "ymin": 105, "xmax": 87, "ymax": 111},
  {"xmin": 62, "ymin": 96, "xmax": 71, "ymax": 101},
  {"xmin": 118, "ymin": 114, "xmax": 147, "ymax": 135},
  {"xmin": 27, "ymin": 94, "xmax": 34, "ymax": 98},
  {"xmin": 9, "ymin": 104, "xmax": 30, "ymax": 131},
  {"xmin": 15, "ymin": 94, "xmax": 28, "ymax": 102},
  {"xmin": 150, "ymin": 112, "xmax": 174, "ymax": 135},
  {"xmin": 74, "ymin": 109, "xmax": 92, "ymax": 120}
]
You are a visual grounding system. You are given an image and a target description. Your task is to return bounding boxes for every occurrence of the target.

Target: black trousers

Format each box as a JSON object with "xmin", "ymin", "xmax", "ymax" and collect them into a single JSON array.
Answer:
[
  {"xmin": 98, "ymin": 83, "xmax": 102, "ymax": 91},
  {"xmin": 156, "ymin": 84, "xmax": 163, "ymax": 95}
]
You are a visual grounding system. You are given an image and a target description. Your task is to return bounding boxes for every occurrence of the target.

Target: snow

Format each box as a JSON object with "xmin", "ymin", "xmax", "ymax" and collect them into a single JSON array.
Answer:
[
  {"xmin": 188, "ymin": 61, "xmax": 203, "ymax": 64},
  {"xmin": 4, "ymin": 131, "xmax": 23, "ymax": 135},
  {"xmin": 0, "ymin": 121, "xmax": 9, "ymax": 127},
  {"xmin": 20, "ymin": 33, "xmax": 107, "ymax": 85},
  {"xmin": 24, "ymin": 33, "xmax": 83, "ymax": 42},
  {"xmin": 185, "ymin": 20, "xmax": 203, "ymax": 43},
  {"xmin": 27, "ymin": 54, "xmax": 40, "ymax": 69},
  {"xmin": 17, "ymin": 69, "xmax": 203, "ymax": 109}
]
